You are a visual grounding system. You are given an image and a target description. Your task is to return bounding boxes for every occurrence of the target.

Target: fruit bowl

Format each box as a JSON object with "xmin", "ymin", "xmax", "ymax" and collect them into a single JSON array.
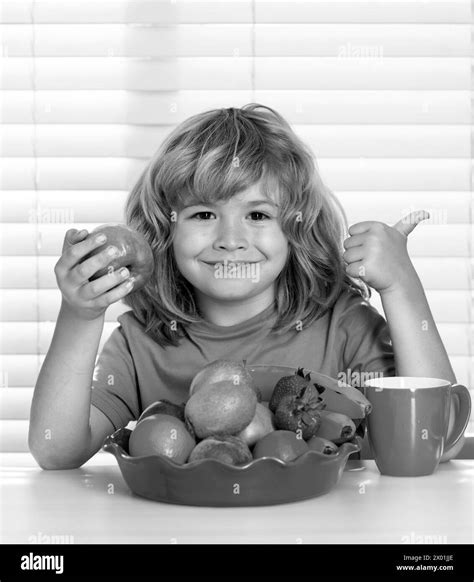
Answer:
[{"xmin": 102, "ymin": 366, "xmax": 365, "ymax": 506}]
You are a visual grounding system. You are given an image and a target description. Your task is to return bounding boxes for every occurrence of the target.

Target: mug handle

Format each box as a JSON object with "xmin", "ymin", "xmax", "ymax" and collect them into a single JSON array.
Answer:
[{"xmin": 443, "ymin": 384, "xmax": 471, "ymax": 454}]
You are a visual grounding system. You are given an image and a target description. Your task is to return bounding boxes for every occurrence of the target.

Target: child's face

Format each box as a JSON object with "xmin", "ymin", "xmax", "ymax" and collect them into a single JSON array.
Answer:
[{"xmin": 172, "ymin": 183, "xmax": 289, "ymax": 305}]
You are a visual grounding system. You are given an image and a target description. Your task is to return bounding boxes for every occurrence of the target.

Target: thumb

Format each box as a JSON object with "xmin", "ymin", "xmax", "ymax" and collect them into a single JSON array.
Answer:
[{"xmin": 392, "ymin": 210, "xmax": 430, "ymax": 237}]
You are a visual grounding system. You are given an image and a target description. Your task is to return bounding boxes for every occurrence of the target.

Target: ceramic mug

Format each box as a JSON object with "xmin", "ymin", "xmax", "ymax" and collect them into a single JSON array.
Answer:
[{"xmin": 362, "ymin": 377, "xmax": 471, "ymax": 477}]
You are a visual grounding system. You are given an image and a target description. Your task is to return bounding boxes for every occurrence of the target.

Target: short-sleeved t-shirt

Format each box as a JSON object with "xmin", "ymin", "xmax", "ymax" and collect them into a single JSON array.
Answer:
[{"xmin": 91, "ymin": 288, "xmax": 396, "ymax": 431}]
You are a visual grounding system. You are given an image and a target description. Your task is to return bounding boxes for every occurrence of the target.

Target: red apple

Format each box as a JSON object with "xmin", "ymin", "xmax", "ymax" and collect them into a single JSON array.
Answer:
[{"xmin": 84, "ymin": 224, "xmax": 154, "ymax": 292}]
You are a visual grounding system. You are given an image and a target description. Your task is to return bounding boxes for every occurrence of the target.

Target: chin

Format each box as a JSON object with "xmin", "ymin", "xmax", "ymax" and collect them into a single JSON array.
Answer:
[
  {"xmin": 201, "ymin": 282, "xmax": 265, "ymax": 300},
  {"xmin": 207, "ymin": 288, "xmax": 261, "ymax": 301}
]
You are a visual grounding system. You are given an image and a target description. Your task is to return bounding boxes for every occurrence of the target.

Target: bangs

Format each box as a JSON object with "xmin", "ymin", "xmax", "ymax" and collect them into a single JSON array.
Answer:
[
  {"xmin": 174, "ymin": 165, "xmax": 282, "ymax": 211},
  {"xmin": 159, "ymin": 108, "xmax": 284, "ymax": 211}
]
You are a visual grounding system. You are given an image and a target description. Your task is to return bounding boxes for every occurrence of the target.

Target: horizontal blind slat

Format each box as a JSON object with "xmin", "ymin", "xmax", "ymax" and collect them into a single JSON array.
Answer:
[
  {"xmin": 0, "ymin": 389, "xmax": 32, "ymax": 420},
  {"xmin": 0, "ymin": 290, "xmax": 129, "ymax": 322},
  {"xmin": 256, "ymin": 1, "xmax": 471, "ymax": 24},
  {"xmin": 0, "ymin": 420, "xmax": 30, "ymax": 452},
  {"xmin": 1, "ymin": 1, "xmax": 470, "ymax": 25},
  {"xmin": 3, "ymin": 90, "xmax": 469, "ymax": 124},
  {"xmin": 4, "ymin": 24, "xmax": 255, "ymax": 58},
  {"xmin": 1, "ymin": 125, "xmax": 470, "ymax": 158},
  {"xmin": 338, "ymin": 192, "xmax": 471, "ymax": 225},
  {"xmin": 0, "ymin": 418, "xmax": 125, "ymax": 452},
  {"xmin": 0, "ymin": 192, "xmax": 126, "ymax": 223},
  {"xmin": 0, "ymin": 0, "xmax": 255, "ymax": 25},
  {"xmin": 1, "ymin": 58, "xmax": 254, "ymax": 91},
  {"xmin": 0, "ymin": 322, "xmax": 123, "ymax": 355},
  {"xmin": 1, "ymin": 24, "xmax": 470, "ymax": 57},
  {"xmin": 256, "ymin": 58, "xmax": 470, "ymax": 90},
  {"xmin": 1, "ymin": 58, "xmax": 470, "ymax": 91}
]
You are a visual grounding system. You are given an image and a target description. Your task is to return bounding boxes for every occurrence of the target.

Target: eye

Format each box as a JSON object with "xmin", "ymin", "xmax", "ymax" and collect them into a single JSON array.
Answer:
[
  {"xmin": 249, "ymin": 211, "xmax": 271, "ymax": 221},
  {"xmin": 190, "ymin": 211, "xmax": 271, "ymax": 221},
  {"xmin": 191, "ymin": 211, "xmax": 215, "ymax": 220}
]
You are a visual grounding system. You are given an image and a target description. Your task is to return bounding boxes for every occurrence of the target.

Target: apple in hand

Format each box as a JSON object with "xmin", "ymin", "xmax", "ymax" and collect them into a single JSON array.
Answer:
[{"xmin": 83, "ymin": 224, "xmax": 154, "ymax": 292}]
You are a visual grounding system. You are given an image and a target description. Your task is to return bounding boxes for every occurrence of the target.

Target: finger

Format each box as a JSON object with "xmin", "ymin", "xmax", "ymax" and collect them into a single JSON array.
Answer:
[
  {"xmin": 70, "ymin": 243, "xmax": 119, "ymax": 286},
  {"xmin": 392, "ymin": 210, "xmax": 430, "ymax": 237},
  {"xmin": 93, "ymin": 277, "xmax": 136, "ymax": 309},
  {"xmin": 343, "ymin": 233, "xmax": 366, "ymax": 250},
  {"xmin": 348, "ymin": 221, "xmax": 382, "ymax": 236},
  {"xmin": 62, "ymin": 232, "xmax": 108, "ymax": 273},
  {"xmin": 80, "ymin": 266, "xmax": 131, "ymax": 300},
  {"xmin": 61, "ymin": 228, "xmax": 88, "ymax": 254},
  {"xmin": 345, "ymin": 260, "xmax": 366, "ymax": 279},
  {"xmin": 343, "ymin": 247, "xmax": 366, "ymax": 265}
]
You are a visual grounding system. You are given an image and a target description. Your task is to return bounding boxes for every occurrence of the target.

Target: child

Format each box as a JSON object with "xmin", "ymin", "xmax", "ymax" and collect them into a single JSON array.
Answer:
[{"xmin": 29, "ymin": 103, "xmax": 460, "ymax": 469}]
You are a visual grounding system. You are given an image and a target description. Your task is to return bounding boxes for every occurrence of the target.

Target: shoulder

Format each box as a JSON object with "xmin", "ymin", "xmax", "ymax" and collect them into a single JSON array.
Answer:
[
  {"xmin": 110, "ymin": 310, "xmax": 146, "ymax": 345},
  {"xmin": 331, "ymin": 288, "xmax": 385, "ymax": 328},
  {"xmin": 117, "ymin": 309, "xmax": 144, "ymax": 331},
  {"xmin": 115, "ymin": 309, "xmax": 163, "ymax": 348}
]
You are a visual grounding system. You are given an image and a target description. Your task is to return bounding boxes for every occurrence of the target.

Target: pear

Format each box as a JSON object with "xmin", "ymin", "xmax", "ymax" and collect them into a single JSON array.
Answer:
[
  {"xmin": 237, "ymin": 403, "xmax": 275, "ymax": 447},
  {"xmin": 184, "ymin": 380, "xmax": 257, "ymax": 439},
  {"xmin": 189, "ymin": 359, "xmax": 260, "ymax": 400},
  {"xmin": 188, "ymin": 435, "xmax": 252, "ymax": 466}
]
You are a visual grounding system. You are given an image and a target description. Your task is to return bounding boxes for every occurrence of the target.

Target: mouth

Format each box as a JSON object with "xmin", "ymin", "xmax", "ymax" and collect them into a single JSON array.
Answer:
[{"xmin": 201, "ymin": 260, "xmax": 261, "ymax": 266}]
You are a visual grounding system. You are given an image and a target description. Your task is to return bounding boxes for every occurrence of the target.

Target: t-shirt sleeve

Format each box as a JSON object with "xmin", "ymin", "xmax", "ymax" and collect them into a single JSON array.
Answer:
[
  {"xmin": 90, "ymin": 323, "xmax": 140, "ymax": 431},
  {"xmin": 339, "ymin": 295, "xmax": 396, "ymax": 383}
]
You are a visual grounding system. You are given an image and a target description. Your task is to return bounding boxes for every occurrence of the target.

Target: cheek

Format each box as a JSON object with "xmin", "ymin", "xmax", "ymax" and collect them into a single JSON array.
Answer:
[
  {"xmin": 264, "ymin": 229, "xmax": 289, "ymax": 259},
  {"xmin": 172, "ymin": 225, "xmax": 204, "ymax": 256}
]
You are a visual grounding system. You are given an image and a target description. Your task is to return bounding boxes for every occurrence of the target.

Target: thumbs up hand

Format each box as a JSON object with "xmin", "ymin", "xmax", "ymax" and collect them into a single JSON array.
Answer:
[{"xmin": 342, "ymin": 210, "xmax": 430, "ymax": 295}]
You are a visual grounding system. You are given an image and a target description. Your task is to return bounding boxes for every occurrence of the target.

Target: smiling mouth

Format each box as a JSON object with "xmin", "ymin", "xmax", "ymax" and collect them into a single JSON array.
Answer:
[{"xmin": 202, "ymin": 261, "xmax": 261, "ymax": 266}]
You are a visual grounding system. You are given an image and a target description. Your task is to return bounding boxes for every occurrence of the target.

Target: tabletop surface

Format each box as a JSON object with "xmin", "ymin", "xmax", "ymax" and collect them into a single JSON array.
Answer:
[{"xmin": 1, "ymin": 453, "xmax": 473, "ymax": 544}]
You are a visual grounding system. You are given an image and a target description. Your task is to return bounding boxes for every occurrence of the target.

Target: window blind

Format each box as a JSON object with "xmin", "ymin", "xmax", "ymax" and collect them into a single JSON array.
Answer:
[{"xmin": 1, "ymin": 0, "xmax": 472, "ymax": 453}]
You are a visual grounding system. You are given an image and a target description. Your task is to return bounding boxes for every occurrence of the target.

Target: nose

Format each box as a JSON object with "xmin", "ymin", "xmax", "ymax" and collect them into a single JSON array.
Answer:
[{"xmin": 212, "ymin": 216, "xmax": 248, "ymax": 252}]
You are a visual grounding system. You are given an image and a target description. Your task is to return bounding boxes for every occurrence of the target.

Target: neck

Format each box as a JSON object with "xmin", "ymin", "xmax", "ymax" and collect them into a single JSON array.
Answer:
[{"xmin": 196, "ymin": 289, "xmax": 276, "ymax": 327}]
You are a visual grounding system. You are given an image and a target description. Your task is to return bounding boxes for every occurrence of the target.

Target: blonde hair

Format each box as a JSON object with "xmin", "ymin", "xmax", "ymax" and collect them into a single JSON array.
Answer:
[{"xmin": 123, "ymin": 103, "xmax": 370, "ymax": 346}]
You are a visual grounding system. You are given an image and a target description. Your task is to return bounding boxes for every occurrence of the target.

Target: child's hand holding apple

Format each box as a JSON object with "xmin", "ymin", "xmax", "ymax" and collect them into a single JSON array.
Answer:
[{"xmin": 55, "ymin": 225, "xmax": 154, "ymax": 321}]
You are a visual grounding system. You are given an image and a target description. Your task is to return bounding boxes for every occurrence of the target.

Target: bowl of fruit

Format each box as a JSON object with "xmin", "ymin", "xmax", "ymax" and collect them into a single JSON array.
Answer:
[{"xmin": 103, "ymin": 361, "xmax": 371, "ymax": 506}]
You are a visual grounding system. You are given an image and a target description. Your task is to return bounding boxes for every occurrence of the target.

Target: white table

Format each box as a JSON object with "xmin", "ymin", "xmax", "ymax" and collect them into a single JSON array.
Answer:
[{"xmin": 1, "ymin": 453, "xmax": 472, "ymax": 544}]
